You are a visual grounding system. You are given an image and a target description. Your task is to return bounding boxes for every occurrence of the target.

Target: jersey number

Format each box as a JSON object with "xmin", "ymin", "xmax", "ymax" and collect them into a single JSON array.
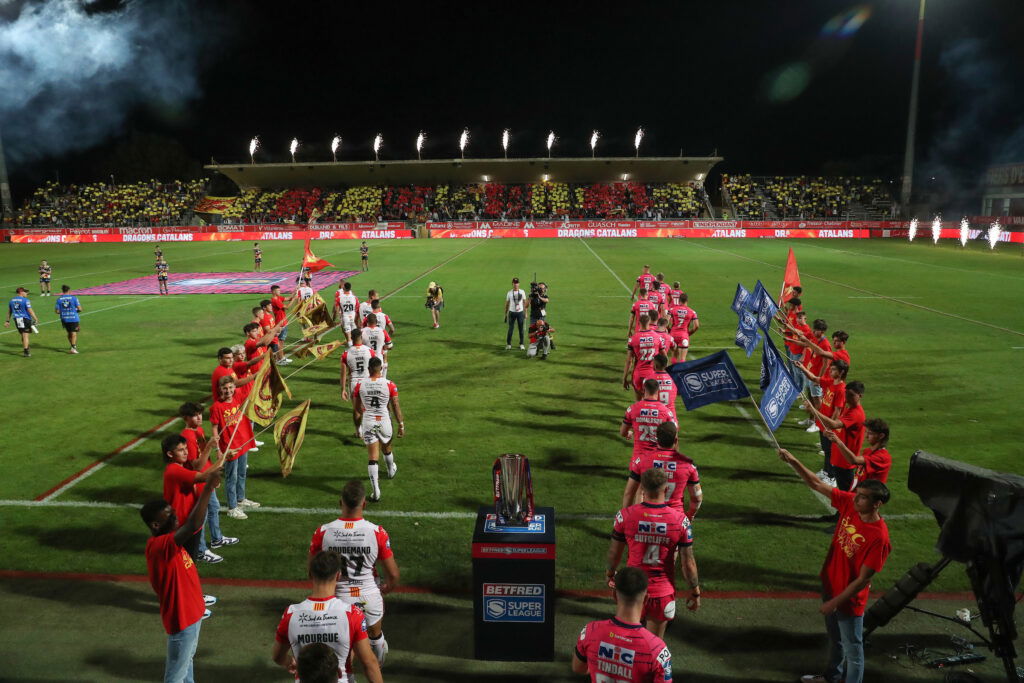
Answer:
[
  {"xmin": 343, "ymin": 303, "xmax": 354, "ymax": 313},
  {"xmin": 659, "ymin": 390, "xmax": 671, "ymax": 404},
  {"xmin": 355, "ymin": 360, "xmax": 365, "ymax": 373},
  {"xmin": 369, "ymin": 396, "xmax": 382, "ymax": 409},
  {"xmin": 337, "ymin": 552, "xmax": 367, "ymax": 579},
  {"xmin": 638, "ymin": 425, "xmax": 657, "ymax": 442},
  {"xmin": 642, "ymin": 544, "xmax": 661, "ymax": 566}
]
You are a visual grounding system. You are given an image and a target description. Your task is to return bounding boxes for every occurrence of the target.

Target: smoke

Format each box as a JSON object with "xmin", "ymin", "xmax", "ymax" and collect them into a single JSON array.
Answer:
[
  {"xmin": 0, "ymin": 0, "xmax": 213, "ymax": 166},
  {"xmin": 919, "ymin": 39, "xmax": 1024, "ymax": 211}
]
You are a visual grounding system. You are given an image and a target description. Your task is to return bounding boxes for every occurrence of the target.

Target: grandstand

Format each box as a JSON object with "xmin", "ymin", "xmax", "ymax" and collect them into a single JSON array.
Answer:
[{"xmin": 721, "ymin": 174, "xmax": 896, "ymax": 220}]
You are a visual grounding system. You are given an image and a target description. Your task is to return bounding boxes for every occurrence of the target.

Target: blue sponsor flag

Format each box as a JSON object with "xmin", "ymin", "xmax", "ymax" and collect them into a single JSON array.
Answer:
[
  {"xmin": 730, "ymin": 283, "xmax": 753, "ymax": 315},
  {"xmin": 668, "ymin": 350, "xmax": 751, "ymax": 411},
  {"xmin": 759, "ymin": 333, "xmax": 801, "ymax": 431},
  {"xmin": 752, "ymin": 280, "xmax": 780, "ymax": 332},
  {"xmin": 734, "ymin": 308, "xmax": 762, "ymax": 357}
]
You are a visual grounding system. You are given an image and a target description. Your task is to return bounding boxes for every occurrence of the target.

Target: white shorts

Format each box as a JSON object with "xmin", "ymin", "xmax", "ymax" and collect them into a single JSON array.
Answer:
[
  {"xmin": 361, "ymin": 417, "xmax": 393, "ymax": 445},
  {"xmin": 342, "ymin": 315, "xmax": 357, "ymax": 333},
  {"xmin": 336, "ymin": 583, "xmax": 384, "ymax": 624}
]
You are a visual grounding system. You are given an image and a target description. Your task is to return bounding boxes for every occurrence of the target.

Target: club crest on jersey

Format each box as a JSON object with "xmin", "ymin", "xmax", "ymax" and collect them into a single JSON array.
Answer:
[
  {"xmin": 598, "ymin": 642, "xmax": 636, "ymax": 664},
  {"xmin": 638, "ymin": 521, "xmax": 668, "ymax": 534},
  {"xmin": 652, "ymin": 460, "xmax": 677, "ymax": 471}
]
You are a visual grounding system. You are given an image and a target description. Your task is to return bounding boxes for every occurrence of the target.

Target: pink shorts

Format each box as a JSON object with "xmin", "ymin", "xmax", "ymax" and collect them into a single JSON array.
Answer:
[
  {"xmin": 671, "ymin": 332, "xmax": 690, "ymax": 348},
  {"xmin": 642, "ymin": 593, "xmax": 677, "ymax": 623},
  {"xmin": 632, "ymin": 370, "xmax": 652, "ymax": 394}
]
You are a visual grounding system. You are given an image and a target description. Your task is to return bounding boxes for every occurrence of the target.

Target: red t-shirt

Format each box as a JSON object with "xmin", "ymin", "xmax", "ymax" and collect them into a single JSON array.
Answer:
[
  {"xmin": 270, "ymin": 295, "xmax": 288, "ymax": 324},
  {"xmin": 833, "ymin": 347, "xmax": 851, "ymax": 368},
  {"xmin": 856, "ymin": 447, "xmax": 892, "ymax": 484},
  {"xmin": 830, "ymin": 403, "xmax": 866, "ymax": 471},
  {"xmin": 260, "ymin": 311, "xmax": 279, "ymax": 345},
  {"xmin": 162, "ymin": 463, "xmax": 198, "ymax": 529},
  {"xmin": 785, "ymin": 322, "xmax": 812, "ymax": 355},
  {"xmin": 803, "ymin": 334, "xmax": 832, "ymax": 377},
  {"xmin": 232, "ymin": 360, "xmax": 252, "ymax": 400},
  {"xmin": 244, "ymin": 337, "xmax": 267, "ymax": 371},
  {"xmin": 622, "ymin": 400, "xmax": 678, "ymax": 456},
  {"xmin": 612, "ymin": 502, "xmax": 693, "ymax": 598},
  {"xmin": 209, "ymin": 397, "xmax": 253, "ymax": 460},
  {"xmin": 627, "ymin": 331, "xmax": 666, "ymax": 378},
  {"xmin": 817, "ymin": 376, "xmax": 846, "ymax": 430},
  {"xmin": 181, "ymin": 426, "xmax": 210, "ymax": 494},
  {"xmin": 820, "ymin": 489, "xmax": 891, "ymax": 616},
  {"xmin": 211, "ymin": 364, "xmax": 234, "ymax": 399},
  {"xmin": 629, "ymin": 448, "xmax": 699, "ymax": 514},
  {"xmin": 145, "ymin": 533, "xmax": 205, "ymax": 634}
]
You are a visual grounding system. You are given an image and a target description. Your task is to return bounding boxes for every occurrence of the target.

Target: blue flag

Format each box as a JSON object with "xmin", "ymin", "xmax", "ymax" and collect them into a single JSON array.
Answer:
[
  {"xmin": 734, "ymin": 308, "xmax": 762, "ymax": 357},
  {"xmin": 731, "ymin": 283, "xmax": 753, "ymax": 315},
  {"xmin": 668, "ymin": 350, "xmax": 751, "ymax": 411},
  {"xmin": 759, "ymin": 333, "xmax": 801, "ymax": 431},
  {"xmin": 752, "ymin": 280, "xmax": 779, "ymax": 332}
]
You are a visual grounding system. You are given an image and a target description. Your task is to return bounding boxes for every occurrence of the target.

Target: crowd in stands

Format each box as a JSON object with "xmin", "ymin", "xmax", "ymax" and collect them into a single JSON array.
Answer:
[
  {"xmin": 15, "ymin": 179, "xmax": 207, "ymax": 227},
  {"xmin": 721, "ymin": 174, "xmax": 894, "ymax": 220},
  {"xmin": 218, "ymin": 182, "xmax": 707, "ymax": 224}
]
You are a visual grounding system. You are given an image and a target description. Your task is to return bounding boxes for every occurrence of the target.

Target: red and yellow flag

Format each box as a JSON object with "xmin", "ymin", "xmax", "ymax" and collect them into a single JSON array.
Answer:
[
  {"xmin": 303, "ymin": 238, "xmax": 333, "ymax": 273},
  {"xmin": 245, "ymin": 359, "xmax": 293, "ymax": 426},
  {"xmin": 779, "ymin": 247, "xmax": 802, "ymax": 304},
  {"xmin": 274, "ymin": 399, "xmax": 310, "ymax": 477},
  {"xmin": 194, "ymin": 196, "xmax": 237, "ymax": 214}
]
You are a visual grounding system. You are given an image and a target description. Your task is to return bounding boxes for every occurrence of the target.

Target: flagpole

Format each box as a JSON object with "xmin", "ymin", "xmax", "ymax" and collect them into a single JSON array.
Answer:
[{"xmin": 746, "ymin": 395, "xmax": 782, "ymax": 449}]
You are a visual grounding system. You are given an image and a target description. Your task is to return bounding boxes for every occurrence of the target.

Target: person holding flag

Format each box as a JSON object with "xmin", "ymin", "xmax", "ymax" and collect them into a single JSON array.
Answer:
[
  {"xmin": 803, "ymin": 382, "xmax": 867, "ymax": 492},
  {"xmin": 210, "ymin": 375, "xmax": 258, "ymax": 520}
]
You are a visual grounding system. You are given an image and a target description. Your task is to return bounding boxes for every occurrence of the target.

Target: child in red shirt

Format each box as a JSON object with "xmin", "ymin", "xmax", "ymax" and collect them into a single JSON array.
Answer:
[{"xmin": 210, "ymin": 376, "xmax": 259, "ymax": 519}]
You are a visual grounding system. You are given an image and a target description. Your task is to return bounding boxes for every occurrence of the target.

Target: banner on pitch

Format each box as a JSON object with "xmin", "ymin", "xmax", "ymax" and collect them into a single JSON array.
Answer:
[
  {"xmin": 731, "ymin": 283, "xmax": 753, "ymax": 315},
  {"xmin": 734, "ymin": 308, "xmax": 761, "ymax": 357},
  {"xmin": 759, "ymin": 333, "xmax": 801, "ymax": 431},
  {"xmin": 274, "ymin": 399, "xmax": 310, "ymax": 477},
  {"xmin": 668, "ymin": 350, "xmax": 751, "ymax": 411},
  {"xmin": 751, "ymin": 280, "xmax": 779, "ymax": 332},
  {"xmin": 246, "ymin": 359, "xmax": 293, "ymax": 426}
]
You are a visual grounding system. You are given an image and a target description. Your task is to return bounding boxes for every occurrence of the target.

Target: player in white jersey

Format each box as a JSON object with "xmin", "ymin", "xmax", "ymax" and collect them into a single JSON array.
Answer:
[
  {"xmin": 333, "ymin": 281, "xmax": 360, "ymax": 346},
  {"xmin": 368, "ymin": 298, "xmax": 395, "ymax": 337},
  {"xmin": 358, "ymin": 289, "xmax": 376, "ymax": 323},
  {"xmin": 361, "ymin": 314, "xmax": 392, "ymax": 377},
  {"xmin": 340, "ymin": 329, "xmax": 376, "ymax": 437},
  {"xmin": 309, "ymin": 480, "xmax": 400, "ymax": 667},
  {"xmin": 353, "ymin": 357, "xmax": 404, "ymax": 501},
  {"xmin": 273, "ymin": 549, "xmax": 383, "ymax": 682}
]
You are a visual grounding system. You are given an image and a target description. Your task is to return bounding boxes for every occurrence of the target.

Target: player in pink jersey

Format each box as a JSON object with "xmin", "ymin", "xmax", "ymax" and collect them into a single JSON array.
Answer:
[
  {"xmin": 623, "ymin": 422, "xmax": 702, "ymax": 517},
  {"xmin": 333, "ymin": 282, "xmax": 360, "ymax": 346},
  {"xmin": 273, "ymin": 550, "xmax": 383, "ymax": 682},
  {"xmin": 668, "ymin": 293, "xmax": 699, "ymax": 362},
  {"xmin": 630, "ymin": 264, "xmax": 656, "ymax": 301},
  {"xmin": 572, "ymin": 566, "xmax": 673, "ymax": 683},
  {"xmin": 621, "ymin": 380, "xmax": 678, "ymax": 458},
  {"xmin": 627, "ymin": 289, "xmax": 658, "ymax": 336},
  {"xmin": 361, "ymin": 313, "xmax": 392, "ymax": 377},
  {"xmin": 668, "ymin": 280, "xmax": 684, "ymax": 307},
  {"xmin": 354, "ymin": 357, "xmax": 405, "ymax": 500},
  {"xmin": 649, "ymin": 354, "xmax": 677, "ymax": 408},
  {"xmin": 607, "ymin": 468, "xmax": 700, "ymax": 638},
  {"xmin": 340, "ymin": 329, "xmax": 376, "ymax": 436},
  {"xmin": 309, "ymin": 480, "xmax": 400, "ymax": 667},
  {"xmin": 623, "ymin": 315, "xmax": 667, "ymax": 397},
  {"xmin": 654, "ymin": 317, "xmax": 676, "ymax": 358}
]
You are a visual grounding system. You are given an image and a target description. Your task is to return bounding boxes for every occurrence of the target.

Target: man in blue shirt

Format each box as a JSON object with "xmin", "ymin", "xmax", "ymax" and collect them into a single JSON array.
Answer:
[
  {"xmin": 5, "ymin": 287, "xmax": 39, "ymax": 357},
  {"xmin": 55, "ymin": 285, "xmax": 83, "ymax": 354}
]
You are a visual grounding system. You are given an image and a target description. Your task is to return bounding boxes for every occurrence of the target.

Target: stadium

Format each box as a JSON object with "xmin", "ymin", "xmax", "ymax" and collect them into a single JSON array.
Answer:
[{"xmin": 1, "ymin": 2, "xmax": 1023, "ymax": 683}]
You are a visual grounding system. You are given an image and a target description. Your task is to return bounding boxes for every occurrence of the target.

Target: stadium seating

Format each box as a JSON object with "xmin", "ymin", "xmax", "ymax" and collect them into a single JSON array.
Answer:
[
  {"xmin": 15, "ymin": 179, "xmax": 206, "ymax": 227},
  {"xmin": 722, "ymin": 174, "xmax": 894, "ymax": 220}
]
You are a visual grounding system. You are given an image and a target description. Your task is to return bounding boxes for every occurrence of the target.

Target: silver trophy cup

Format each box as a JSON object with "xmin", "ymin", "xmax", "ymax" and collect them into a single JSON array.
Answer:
[{"xmin": 495, "ymin": 453, "xmax": 531, "ymax": 525}]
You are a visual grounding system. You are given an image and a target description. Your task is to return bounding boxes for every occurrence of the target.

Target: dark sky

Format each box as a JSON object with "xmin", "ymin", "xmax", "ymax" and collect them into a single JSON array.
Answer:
[{"xmin": 8, "ymin": 0, "xmax": 1024, "ymax": 197}]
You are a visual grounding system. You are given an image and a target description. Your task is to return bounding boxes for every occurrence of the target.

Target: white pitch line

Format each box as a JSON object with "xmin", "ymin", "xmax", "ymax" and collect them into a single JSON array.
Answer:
[
  {"xmin": 847, "ymin": 296, "xmax": 920, "ymax": 299},
  {"xmin": 796, "ymin": 240, "xmax": 1024, "ymax": 282},
  {"xmin": 0, "ymin": 499, "xmax": 931, "ymax": 521},
  {"xmin": 578, "ymin": 238, "xmax": 631, "ymax": 293},
  {"xmin": 0, "ymin": 296, "xmax": 157, "ymax": 336}
]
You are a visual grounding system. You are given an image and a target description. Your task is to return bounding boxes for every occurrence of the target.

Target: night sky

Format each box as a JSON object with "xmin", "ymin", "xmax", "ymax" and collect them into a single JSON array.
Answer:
[{"xmin": 7, "ymin": 0, "xmax": 1024, "ymax": 201}]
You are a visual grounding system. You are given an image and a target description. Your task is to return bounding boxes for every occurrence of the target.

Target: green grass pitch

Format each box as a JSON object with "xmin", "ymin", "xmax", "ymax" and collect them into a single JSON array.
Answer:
[{"xmin": 0, "ymin": 236, "xmax": 1021, "ymax": 680}]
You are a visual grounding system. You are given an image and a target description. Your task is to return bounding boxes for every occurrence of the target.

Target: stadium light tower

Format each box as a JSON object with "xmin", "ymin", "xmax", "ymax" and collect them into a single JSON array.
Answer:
[
  {"xmin": 899, "ymin": 0, "xmax": 927, "ymax": 214},
  {"xmin": 0, "ymin": 125, "xmax": 13, "ymax": 220}
]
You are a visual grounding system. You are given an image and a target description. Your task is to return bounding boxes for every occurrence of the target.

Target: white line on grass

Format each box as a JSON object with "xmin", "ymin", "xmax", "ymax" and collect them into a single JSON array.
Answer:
[
  {"xmin": 796, "ymin": 241, "xmax": 1024, "ymax": 282},
  {"xmin": 684, "ymin": 241, "xmax": 1024, "ymax": 337},
  {"xmin": 580, "ymin": 239, "xmax": 833, "ymax": 512},
  {"xmin": 847, "ymin": 296, "xmax": 920, "ymax": 299},
  {"xmin": 0, "ymin": 296, "xmax": 157, "ymax": 336},
  {"xmin": 0, "ymin": 499, "xmax": 931, "ymax": 521}
]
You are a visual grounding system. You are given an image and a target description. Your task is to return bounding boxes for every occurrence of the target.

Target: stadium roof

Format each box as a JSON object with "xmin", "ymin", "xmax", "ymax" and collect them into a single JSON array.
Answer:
[{"xmin": 204, "ymin": 156, "xmax": 723, "ymax": 190}]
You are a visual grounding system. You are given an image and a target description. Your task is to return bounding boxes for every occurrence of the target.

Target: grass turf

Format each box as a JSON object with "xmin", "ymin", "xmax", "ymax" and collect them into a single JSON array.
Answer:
[{"xmin": 1, "ymin": 236, "xmax": 1022, "ymax": 679}]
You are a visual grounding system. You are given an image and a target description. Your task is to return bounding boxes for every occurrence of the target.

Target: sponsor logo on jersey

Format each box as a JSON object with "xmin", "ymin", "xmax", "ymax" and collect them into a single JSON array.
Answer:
[
  {"xmin": 482, "ymin": 583, "xmax": 545, "ymax": 623},
  {"xmin": 653, "ymin": 460, "xmax": 677, "ymax": 471},
  {"xmin": 638, "ymin": 521, "xmax": 668, "ymax": 534},
  {"xmin": 598, "ymin": 642, "xmax": 636, "ymax": 664}
]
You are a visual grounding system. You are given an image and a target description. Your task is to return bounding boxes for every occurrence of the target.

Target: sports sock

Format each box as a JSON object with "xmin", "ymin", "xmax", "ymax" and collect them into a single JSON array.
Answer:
[
  {"xmin": 368, "ymin": 461, "xmax": 380, "ymax": 495},
  {"xmin": 383, "ymin": 452, "xmax": 395, "ymax": 470},
  {"xmin": 369, "ymin": 633, "xmax": 388, "ymax": 664}
]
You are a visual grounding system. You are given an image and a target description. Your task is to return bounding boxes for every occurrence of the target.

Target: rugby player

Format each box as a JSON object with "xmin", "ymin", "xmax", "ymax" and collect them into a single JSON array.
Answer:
[
  {"xmin": 360, "ymin": 313, "xmax": 392, "ymax": 377},
  {"xmin": 353, "ymin": 357, "xmax": 404, "ymax": 501},
  {"xmin": 622, "ymin": 422, "xmax": 701, "ymax": 517},
  {"xmin": 623, "ymin": 314, "xmax": 667, "ymax": 398},
  {"xmin": 630, "ymin": 264, "xmax": 656, "ymax": 301},
  {"xmin": 5, "ymin": 287, "xmax": 39, "ymax": 357},
  {"xmin": 620, "ymin": 379, "xmax": 678, "ymax": 459},
  {"xmin": 54, "ymin": 284, "xmax": 82, "ymax": 353},
  {"xmin": 334, "ymin": 282, "xmax": 360, "ymax": 346},
  {"xmin": 38, "ymin": 260, "xmax": 52, "ymax": 296},
  {"xmin": 340, "ymin": 329, "xmax": 376, "ymax": 436},
  {"xmin": 668, "ymin": 292, "xmax": 699, "ymax": 362}
]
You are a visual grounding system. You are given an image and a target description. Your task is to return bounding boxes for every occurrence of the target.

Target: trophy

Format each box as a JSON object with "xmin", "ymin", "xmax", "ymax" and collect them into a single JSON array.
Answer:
[{"xmin": 492, "ymin": 453, "xmax": 535, "ymax": 526}]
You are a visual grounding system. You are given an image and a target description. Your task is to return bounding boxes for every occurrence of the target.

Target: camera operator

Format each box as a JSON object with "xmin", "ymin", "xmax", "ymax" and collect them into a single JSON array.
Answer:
[
  {"xmin": 528, "ymin": 281, "xmax": 548, "ymax": 322},
  {"xmin": 504, "ymin": 277, "xmax": 527, "ymax": 350},
  {"xmin": 527, "ymin": 318, "xmax": 555, "ymax": 359}
]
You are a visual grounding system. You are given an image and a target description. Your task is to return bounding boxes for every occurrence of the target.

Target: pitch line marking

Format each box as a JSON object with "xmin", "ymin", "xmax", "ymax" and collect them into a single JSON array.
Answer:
[
  {"xmin": 33, "ymin": 240, "xmax": 488, "ymax": 502},
  {"xmin": 796, "ymin": 241, "xmax": 1024, "ymax": 282},
  {"xmin": 684, "ymin": 241, "xmax": 1024, "ymax": 337},
  {"xmin": 0, "ymin": 296, "xmax": 158, "ymax": 337},
  {"xmin": 847, "ymin": 295, "xmax": 920, "ymax": 299},
  {"xmin": 578, "ymin": 238, "xmax": 631, "ymax": 293}
]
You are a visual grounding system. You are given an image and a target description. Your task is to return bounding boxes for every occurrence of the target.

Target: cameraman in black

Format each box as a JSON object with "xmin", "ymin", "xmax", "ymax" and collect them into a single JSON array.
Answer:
[{"xmin": 527, "ymin": 281, "xmax": 548, "ymax": 323}]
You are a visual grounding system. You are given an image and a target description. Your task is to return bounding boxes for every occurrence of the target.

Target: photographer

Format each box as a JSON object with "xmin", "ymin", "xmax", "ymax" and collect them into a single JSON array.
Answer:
[
  {"xmin": 425, "ymin": 281, "xmax": 444, "ymax": 329},
  {"xmin": 504, "ymin": 277, "xmax": 526, "ymax": 350},
  {"xmin": 528, "ymin": 281, "xmax": 548, "ymax": 322},
  {"xmin": 527, "ymin": 318, "xmax": 555, "ymax": 359}
]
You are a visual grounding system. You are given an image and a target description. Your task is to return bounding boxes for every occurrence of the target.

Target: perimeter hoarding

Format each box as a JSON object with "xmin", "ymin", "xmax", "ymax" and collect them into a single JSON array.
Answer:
[{"xmin": 4, "ymin": 226, "xmax": 415, "ymax": 244}]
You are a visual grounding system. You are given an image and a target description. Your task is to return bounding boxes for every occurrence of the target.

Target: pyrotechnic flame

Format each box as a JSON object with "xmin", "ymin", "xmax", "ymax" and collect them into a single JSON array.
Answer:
[
  {"xmin": 290, "ymin": 138, "xmax": 299, "ymax": 159},
  {"xmin": 546, "ymin": 131, "xmax": 555, "ymax": 152},
  {"xmin": 331, "ymin": 136, "xmax": 341, "ymax": 155},
  {"xmin": 373, "ymin": 134, "xmax": 383, "ymax": 154},
  {"xmin": 459, "ymin": 128, "xmax": 469, "ymax": 153},
  {"xmin": 959, "ymin": 218, "xmax": 969, "ymax": 247},
  {"xmin": 907, "ymin": 218, "xmax": 918, "ymax": 242},
  {"xmin": 634, "ymin": 127, "xmax": 644, "ymax": 151},
  {"xmin": 502, "ymin": 129, "xmax": 510, "ymax": 152},
  {"xmin": 416, "ymin": 131, "xmax": 425, "ymax": 153},
  {"xmin": 590, "ymin": 130, "xmax": 599, "ymax": 151},
  {"xmin": 931, "ymin": 216, "xmax": 941, "ymax": 244},
  {"xmin": 249, "ymin": 136, "xmax": 259, "ymax": 158},
  {"xmin": 988, "ymin": 221, "xmax": 1001, "ymax": 249}
]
